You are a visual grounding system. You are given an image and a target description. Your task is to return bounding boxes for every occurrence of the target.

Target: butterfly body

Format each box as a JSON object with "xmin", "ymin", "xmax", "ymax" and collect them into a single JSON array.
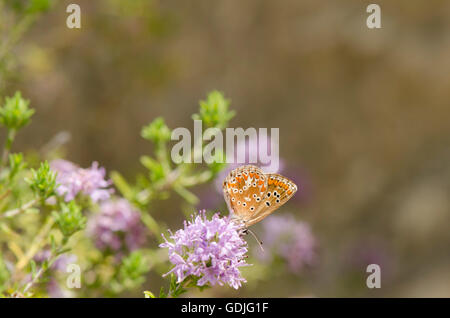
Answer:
[{"xmin": 223, "ymin": 165, "xmax": 298, "ymax": 228}]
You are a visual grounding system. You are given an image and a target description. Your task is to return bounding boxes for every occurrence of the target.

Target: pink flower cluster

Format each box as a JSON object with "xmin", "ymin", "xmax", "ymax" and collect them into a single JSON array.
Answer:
[
  {"xmin": 50, "ymin": 159, "xmax": 113, "ymax": 202},
  {"xmin": 87, "ymin": 199, "xmax": 147, "ymax": 253},
  {"xmin": 256, "ymin": 215, "xmax": 317, "ymax": 274},
  {"xmin": 160, "ymin": 212, "xmax": 249, "ymax": 289}
]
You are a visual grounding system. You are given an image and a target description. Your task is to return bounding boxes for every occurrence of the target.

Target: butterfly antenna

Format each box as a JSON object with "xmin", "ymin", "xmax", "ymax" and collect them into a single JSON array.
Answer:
[{"xmin": 247, "ymin": 228, "xmax": 264, "ymax": 252}]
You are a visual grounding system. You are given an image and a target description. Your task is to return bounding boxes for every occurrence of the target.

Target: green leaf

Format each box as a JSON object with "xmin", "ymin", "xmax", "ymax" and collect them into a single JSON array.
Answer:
[
  {"xmin": 0, "ymin": 92, "xmax": 35, "ymax": 131},
  {"xmin": 140, "ymin": 156, "xmax": 166, "ymax": 183},
  {"xmin": 27, "ymin": 0, "xmax": 52, "ymax": 13},
  {"xmin": 26, "ymin": 161, "xmax": 57, "ymax": 199},
  {"xmin": 53, "ymin": 201, "xmax": 86, "ymax": 238},
  {"xmin": 116, "ymin": 251, "xmax": 150, "ymax": 291},
  {"xmin": 192, "ymin": 91, "xmax": 235, "ymax": 130},
  {"xmin": 207, "ymin": 149, "xmax": 227, "ymax": 175},
  {"xmin": 143, "ymin": 291, "xmax": 155, "ymax": 298},
  {"xmin": 0, "ymin": 253, "xmax": 10, "ymax": 292},
  {"xmin": 50, "ymin": 234, "xmax": 56, "ymax": 253},
  {"xmin": 111, "ymin": 171, "xmax": 134, "ymax": 201},
  {"xmin": 173, "ymin": 184, "xmax": 199, "ymax": 205},
  {"xmin": 30, "ymin": 260, "xmax": 37, "ymax": 278},
  {"xmin": 8, "ymin": 153, "xmax": 26, "ymax": 180},
  {"xmin": 159, "ymin": 286, "xmax": 167, "ymax": 298},
  {"xmin": 141, "ymin": 117, "xmax": 171, "ymax": 144}
]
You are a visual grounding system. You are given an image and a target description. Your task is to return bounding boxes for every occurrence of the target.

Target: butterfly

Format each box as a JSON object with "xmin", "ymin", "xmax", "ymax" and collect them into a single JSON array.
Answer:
[{"xmin": 222, "ymin": 165, "xmax": 298, "ymax": 234}]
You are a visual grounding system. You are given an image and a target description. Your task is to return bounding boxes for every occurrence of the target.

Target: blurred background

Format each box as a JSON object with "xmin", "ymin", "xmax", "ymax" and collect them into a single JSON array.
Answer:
[{"xmin": 1, "ymin": 0, "xmax": 450, "ymax": 297}]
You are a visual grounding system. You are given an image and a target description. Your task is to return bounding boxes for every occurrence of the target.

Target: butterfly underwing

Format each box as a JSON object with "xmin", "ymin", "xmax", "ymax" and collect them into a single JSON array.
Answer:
[{"xmin": 223, "ymin": 165, "xmax": 298, "ymax": 228}]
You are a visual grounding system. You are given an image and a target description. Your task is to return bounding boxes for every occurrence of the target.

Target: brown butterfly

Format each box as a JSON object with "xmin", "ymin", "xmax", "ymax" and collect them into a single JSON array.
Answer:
[{"xmin": 222, "ymin": 165, "xmax": 298, "ymax": 245}]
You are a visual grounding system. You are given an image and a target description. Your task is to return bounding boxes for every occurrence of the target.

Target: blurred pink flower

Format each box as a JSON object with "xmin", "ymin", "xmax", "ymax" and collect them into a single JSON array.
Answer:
[
  {"xmin": 254, "ymin": 215, "xmax": 317, "ymax": 274},
  {"xmin": 50, "ymin": 159, "xmax": 113, "ymax": 202},
  {"xmin": 33, "ymin": 249, "xmax": 78, "ymax": 272},
  {"xmin": 87, "ymin": 199, "xmax": 147, "ymax": 255}
]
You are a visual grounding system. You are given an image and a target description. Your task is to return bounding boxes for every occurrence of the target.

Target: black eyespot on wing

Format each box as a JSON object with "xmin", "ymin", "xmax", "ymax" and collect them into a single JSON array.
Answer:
[{"xmin": 266, "ymin": 201, "xmax": 270, "ymax": 206}]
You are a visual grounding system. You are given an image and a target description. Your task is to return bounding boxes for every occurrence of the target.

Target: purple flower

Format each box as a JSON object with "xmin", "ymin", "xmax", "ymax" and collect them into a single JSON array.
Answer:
[
  {"xmin": 50, "ymin": 159, "xmax": 113, "ymax": 203},
  {"xmin": 46, "ymin": 279, "xmax": 73, "ymax": 298},
  {"xmin": 160, "ymin": 211, "xmax": 249, "ymax": 289},
  {"xmin": 87, "ymin": 199, "xmax": 147, "ymax": 254},
  {"xmin": 52, "ymin": 254, "xmax": 78, "ymax": 272},
  {"xmin": 50, "ymin": 159, "xmax": 78, "ymax": 174},
  {"xmin": 34, "ymin": 250, "xmax": 78, "ymax": 272},
  {"xmin": 255, "ymin": 215, "xmax": 317, "ymax": 274}
]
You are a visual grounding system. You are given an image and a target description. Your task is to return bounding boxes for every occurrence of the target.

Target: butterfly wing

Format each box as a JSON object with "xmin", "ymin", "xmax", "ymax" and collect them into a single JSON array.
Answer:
[
  {"xmin": 244, "ymin": 173, "xmax": 298, "ymax": 227},
  {"xmin": 223, "ymin": 165, "xmax": 268, "ymax": 225},
  {"xmin": 223, "ymin": 166, "xmax": 298, "ymax": 227}
]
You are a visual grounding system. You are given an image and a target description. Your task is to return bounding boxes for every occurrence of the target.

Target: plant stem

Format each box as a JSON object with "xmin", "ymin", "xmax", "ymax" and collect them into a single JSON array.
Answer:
[
  {"xmin": 1, "ymin": 198, "xmax": 38, "ymax": 219},
  {"xmin": 22, "ymin": 266, "xmax": 44, "ymax": 294},
  {"xmin": 1, "ymin": 129, "xmax": 16, "ymax": 166},
  {"xmin": 0, "ymin": 189, "xmax": 11, "ymax": 202},
  {"xmin": 140, "ymin": 212, "xmax": 161, "ymax": 239},
  {"xmin": 16, "ymin": 216, "xmax": 55, "ymax": 271},
  {"xmin": 180, "ymin": 170, "xmax": 213, "ymax": 187},
  {"xmin": 168, "ymin": 278, "xmax": 190, "ymax": 298},
  {"xmin": 173, "ymin": 184, "xmax": 199, "ymax": 205}
]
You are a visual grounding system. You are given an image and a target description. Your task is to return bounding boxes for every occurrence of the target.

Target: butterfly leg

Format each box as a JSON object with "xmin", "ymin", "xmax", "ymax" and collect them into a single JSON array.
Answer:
[{"xmin": 238, "ymin": 227, "xmax": 248, "ymax": 237}]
